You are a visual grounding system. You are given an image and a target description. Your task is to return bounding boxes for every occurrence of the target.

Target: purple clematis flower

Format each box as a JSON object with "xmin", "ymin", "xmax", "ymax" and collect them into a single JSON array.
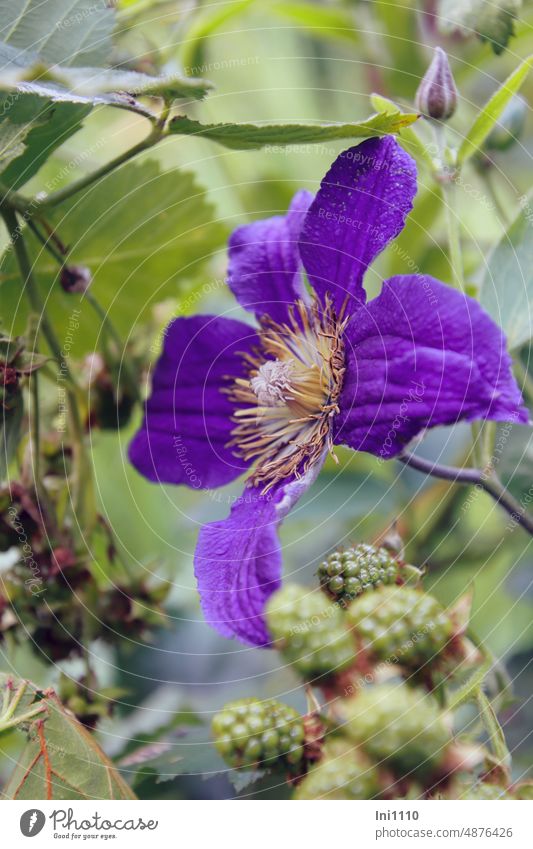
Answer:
[{"xmin": 129, "ymin": 136, "xmax": 527, "ymax": 647}]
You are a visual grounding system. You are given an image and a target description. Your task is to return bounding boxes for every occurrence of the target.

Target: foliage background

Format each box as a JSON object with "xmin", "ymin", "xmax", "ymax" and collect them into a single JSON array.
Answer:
[{"xmin": 1, "ymin": 0, "xmax": 533, "ymax": 799}]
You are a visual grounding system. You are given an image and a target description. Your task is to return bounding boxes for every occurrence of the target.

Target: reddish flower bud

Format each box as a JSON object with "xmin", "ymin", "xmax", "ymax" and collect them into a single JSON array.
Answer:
[
  {"xmin": 60, "ymin": 265, "xmax": 92, "ymax": 294},
  {"xmin": 416, "ymin": 47, "xmax": 458, "ymax": 121}
]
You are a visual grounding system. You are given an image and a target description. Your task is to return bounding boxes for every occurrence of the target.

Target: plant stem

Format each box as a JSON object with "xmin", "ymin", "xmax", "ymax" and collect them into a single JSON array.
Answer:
[
  {"xmin": 1, "ymin": 206, "xmax": 91, "ymax": 529},
  {"xmin": 442, "ymin": 176, "xmax": 464, "ymax": 291},
  {"xmin": 30, "ymin": 371, "xmax": 41, "ymax": 488},
  {"xmin": 84, "ymin": 291, "xmax": 141, "ymax": 404},
  {"xmin": 1, "ymin": 681, "xmax": 27, "ymax": 722},
  {"xmin": 484, "ymin": 166, "xmax": 510, "ymax": 226},
  {"xmin": 26, "ymin": 218, "xmax": 66, "ymax": 266},
  {"xmin": 25, "ymin": 217, "xmax": 141, "ymax": 405},
  {"xmin": 433, "ymin": 123, "xmax": 464, "ymax": 291},
  {"xmin": 0, "ymin": 182, "xmax": 33, "ymax": 214},
  {"xmin": 447, "ymin": 658, "xmax": 494, "ymax": 711},
  {"xmin": 1, "ymin": 208, "xmax": 75, "ymax": 387},
  {"xmin": 0, "ymin": 106, "xmax": 169, "ymax": 215},
  {"xmin": 399, "ymin": 450, "xmax": 533, "ymax": 536},
  {"xmin": 0, "ymin": 703, "xmax": 47, "ymax": 734},
  {"xmin": 39, "ymin": 120, "xmax": 169, "ymax": 210},
  {"xmin": 476, "ymin": 689, "xmax": 511, "ymax": 772},
  {"xmin": 513, "ymin": 358, "xmax": 533, "ymax": 407}
]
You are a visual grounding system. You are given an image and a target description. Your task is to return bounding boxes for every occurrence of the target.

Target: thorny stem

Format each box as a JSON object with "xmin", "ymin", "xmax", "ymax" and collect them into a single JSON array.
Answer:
[
  {"xmin": 30, "ymin": 371, "xmax": 41, "ymax": 490},
  {"xmin": 26, "ymin": 218, "xmax": 141, "ymax": 404},
  {"xmin": 1, "ymin": 206, "xmax": 91, "ymax": 529},
  {"xmin": 38, "ymin": 110, "xmax": 171, "ymax": 210},
  {"xmin": 399, "ymin": 450, "xmax": 533, "ymax": 536},
  {"xmin": 0, "ymin": 104, "xmax": 170, "ymax": 215}
]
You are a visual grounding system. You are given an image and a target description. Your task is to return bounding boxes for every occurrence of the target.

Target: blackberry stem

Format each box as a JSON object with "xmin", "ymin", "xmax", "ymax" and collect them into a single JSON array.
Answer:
[{"xmin": 399, "ymin": 450, "xmax": 533, "ymax": 536}]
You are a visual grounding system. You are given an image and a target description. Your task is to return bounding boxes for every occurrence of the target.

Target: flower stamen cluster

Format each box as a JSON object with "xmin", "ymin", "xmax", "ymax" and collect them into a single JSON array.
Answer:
[{"xmin": 227, "ymin": 296, "xmax": 346, "ymax": 491}]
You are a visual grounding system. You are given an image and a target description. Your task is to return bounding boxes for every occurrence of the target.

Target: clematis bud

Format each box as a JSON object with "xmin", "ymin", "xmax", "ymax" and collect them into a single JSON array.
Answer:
[
  {"xmin": 415, "ymin": 47, "xmax": 458, "ymax": 121},
  {"xmin": 60, "ymin": 264, "xmax": 92, "ymax": 294}
]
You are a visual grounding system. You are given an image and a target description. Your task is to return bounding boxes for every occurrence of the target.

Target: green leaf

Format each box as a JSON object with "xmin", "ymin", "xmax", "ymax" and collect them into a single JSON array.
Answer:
[
  {"xmin": 457, "ymin": 54, "xmax": 533, "ymax": 166},
  {"xmin": 370, "ymin": 93, "xmax": 434, "ymax": 169},
  {"xmin": 0, "ymin": 5, "xmax": 212, "ymax": 188},
  {"xmin": 0, "ymin": 160, "xmax": 227, "ymax": 354},
  {"xmin": 0, "ymin": 120, "xmax": 27, "ymax": 167},
  {"xmin": 1, "ymin": 684, "xmax": 136, "ymax": 799},
  {"xmin": 9, "ymin": 66, "xmax": 212, "ymax": 106},
  {"xmin": 0, "ymin": 97, "xmax": 91, "ymax": 190},
  {"xmin": 480, "ymin": 198, "xmax": 533, "ymax": 350},
  {"xmin": 271, "ymin": 1, "xmax": 360, "ymax": 45},
  {"xmin": 0, "ymin": 42, "xmax": 212, "ymax": 118},
  {"xmin": 0, "ymin": 44, "xmax": 93, "ymax": 188},
  {"xmin": 0, "ymin": 0, "xmax": 115, "ymax": 67},
  {"xmin": 168, "ymin": 111, "xmax": 419, "ymax": 150}
]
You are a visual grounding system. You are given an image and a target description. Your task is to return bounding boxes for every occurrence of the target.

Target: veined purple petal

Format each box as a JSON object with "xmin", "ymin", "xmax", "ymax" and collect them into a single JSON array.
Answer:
[
  {"xmin": 227, "ymin": 189, "xmax": 313, "ymax": 324},
  {"xmin": 194, "ymin": 461, "xmax": 324, "ymax": 646},
  {"xmin": 129, "ymin": 315, "xmax": 258, "ymax": 488},
  {"xmin": 334, "ymin": 275, "xmax": 528, "ymax": 458},
  {"xmin": 299, "ymin": 137, "xmax": 417, "ymax": 316}
]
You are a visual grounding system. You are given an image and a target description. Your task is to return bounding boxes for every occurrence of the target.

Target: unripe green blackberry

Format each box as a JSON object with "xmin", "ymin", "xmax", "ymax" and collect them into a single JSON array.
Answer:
[
  {"xmin": 347, "ymin": 585, "xmax": 453, "ymax": 670},
  {"xmin": 293, "ymin": 739, "xmax": 381, "ymax": 800},
  {"xmin": 341, "ymin": 683, "xmax": 451, "ymax": 779},
  {"xmin": 318, "ymin": 543, "xmax": 401, "ymax": 604},
  {"xmin": 266, "ymin": 584, "xmax": 354, "ymax": 680},
  {"xmin": 212, "ymin": 697, "xmax": 305, "ymax": 770}
]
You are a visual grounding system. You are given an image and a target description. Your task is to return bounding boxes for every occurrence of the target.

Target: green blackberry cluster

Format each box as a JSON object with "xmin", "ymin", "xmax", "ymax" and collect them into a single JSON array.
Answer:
[
  {"xmin": 265, "ymin": 584, "xmax": 354, "ymax": 679},
  {"xmin": 341, "ymin": 683, "xmax": 451, "ymax": 780},
  {"xmin": 212, "ymin": 697, "xmax": 305, "ymax": 770},
  {"xmin": 318, "ymin": 543, "xmax": 402, "ymax": 604},
  {"xmin": 347, "ymin": 586, "xmax": 454, "ymax": 670},
  {"xmin": 213, "ymin": 541, "xmax": 513, "ymax": 800},
  {"xmin": 294, "ymin": 739, "xmax": 380, "ymax": 800}
]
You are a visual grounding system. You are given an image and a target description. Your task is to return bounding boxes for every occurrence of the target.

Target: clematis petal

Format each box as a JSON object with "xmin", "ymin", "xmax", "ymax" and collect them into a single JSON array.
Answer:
[
  {"xmin": 227, "ymin": 189, "xmax": 313, "ymax": 324},
  {"xmin": 194, "ymin": 461, "xmax": 324, "ymax": 646},
  {"xmin": 129, "ymin": 315, "xmax": 258, "ymax": 488},
  {"xmin": 334, "ymin": 275, "xmax": 528, "ymax": 458},
  {"xmin": 299, "ymin": 137, "xmax": 417, "ymax": 316}
]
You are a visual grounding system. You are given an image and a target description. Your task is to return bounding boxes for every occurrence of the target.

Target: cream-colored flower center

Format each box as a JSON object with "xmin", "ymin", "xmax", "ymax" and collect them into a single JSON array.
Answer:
[
  {"xmin": 227, "ymin": 298, "xmax": 346, "ymax": 491},
  {"xmin": 250, "ymin": 359, "xmax": 295, "ymax": 407}
]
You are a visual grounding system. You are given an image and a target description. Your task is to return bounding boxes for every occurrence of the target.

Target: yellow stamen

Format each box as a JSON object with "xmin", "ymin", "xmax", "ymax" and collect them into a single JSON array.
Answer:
[{"xmin": 225, "ymin": 297, "xmax": 347, "ymax": 492}]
